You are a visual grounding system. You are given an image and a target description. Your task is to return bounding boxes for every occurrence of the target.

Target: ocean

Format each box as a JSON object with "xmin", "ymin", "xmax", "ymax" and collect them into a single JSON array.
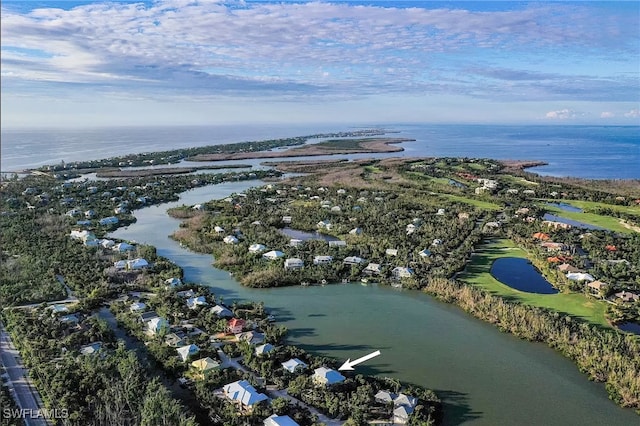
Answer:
[{"xmin": 1, "ymin": 124, "xmax": 638, "ymax": 179}]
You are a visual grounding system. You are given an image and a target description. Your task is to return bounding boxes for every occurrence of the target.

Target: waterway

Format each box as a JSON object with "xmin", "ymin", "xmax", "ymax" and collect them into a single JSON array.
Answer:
[
  {"xmin": 109, "ymin": 181, "xmax": 639, "ymax": 426},
  {"xmin": 542, "ymin": 213, "xmax": 605, "ymax": 231}
]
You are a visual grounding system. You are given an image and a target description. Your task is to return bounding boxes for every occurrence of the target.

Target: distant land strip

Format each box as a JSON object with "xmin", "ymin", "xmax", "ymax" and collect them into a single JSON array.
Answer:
[
  {"xmin": 185, "ymin": 137, "xmax": 415, "ymax": 162},
  {"xmin": 94, "ymin": 164, "xmax": 252, "ymax": 178}
]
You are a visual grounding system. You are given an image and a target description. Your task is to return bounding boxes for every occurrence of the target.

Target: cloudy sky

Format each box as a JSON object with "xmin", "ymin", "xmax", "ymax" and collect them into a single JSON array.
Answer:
[{"xmin": 1, "ymin": 0, "xmax": 639, "ymax": 128}]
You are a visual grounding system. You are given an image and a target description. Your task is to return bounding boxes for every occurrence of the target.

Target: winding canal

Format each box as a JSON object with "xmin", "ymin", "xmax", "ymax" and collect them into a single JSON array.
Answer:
[{"xmin": 110, "ymin": 182, "xmax": 638, "ymax": 426}]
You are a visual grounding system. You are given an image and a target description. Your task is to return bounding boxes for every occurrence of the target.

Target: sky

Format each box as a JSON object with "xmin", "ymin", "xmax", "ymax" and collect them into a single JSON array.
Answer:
[{"xmin": 1, "ymin": 0, "xmax": 639, "ymax": 128}]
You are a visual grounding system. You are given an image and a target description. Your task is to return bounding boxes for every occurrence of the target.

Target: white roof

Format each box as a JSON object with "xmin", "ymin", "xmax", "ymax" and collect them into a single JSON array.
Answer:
[
  {"xmin": 255, "ymin": 343, "xmax": 275, "ymax": 355},
  {"xmin": 313, "ymin": 367, "xmax": 345, "ymax": 385},
  {"xmin": 263, "ymin": 250, "xmax": 284, "ymax": 259},
  {"xmin": 177, "ymin": 344, "xmax": 200, "ymax": 362},
  {"xmin": 223, "ymin": 380, "xmax": 268, "ymax": 406},
  {"xmin": 223, "ymin": 235, "xmax": 238, "ymax": 244},
  {"xmin": 282, "ymin": 358, "xmax": 307, "ymax": 373},
  {"xmin": 566, "ymin": 272, "xmax": 595, "ymax": 282},
  {"xmin": 264, "ymin": 415, "xmax": 300, "ymax": 426},
  {"xmin": 249, "ymin": 243, "xmax": 267, "ymax": 253},
  {"xmin": 127, "ymin": 258, "xmax": 149, "ymax": 269},
  {"xmin": 343, "ymin": 256, "xmax": 364, "ymax": 264}
]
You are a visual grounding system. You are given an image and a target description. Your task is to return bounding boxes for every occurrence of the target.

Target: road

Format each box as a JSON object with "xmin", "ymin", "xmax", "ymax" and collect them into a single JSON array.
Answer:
[{"xmin": 0, "ymin": 322, "xmax": 49, "ymax": 426}]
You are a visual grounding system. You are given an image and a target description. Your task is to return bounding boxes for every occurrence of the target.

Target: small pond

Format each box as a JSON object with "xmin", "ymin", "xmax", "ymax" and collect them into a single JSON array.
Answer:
[
  {"xmin": 546, "ymin": 202, "xmax": 583, "ymax": 213},
  {"xmin": 448, "ymin": 179, "xmax": 467, "ymax": 188},
  {"xmin": 490, "ymin": 257, "xmax": 559, "ymax": 294},
  {"xmin": 616, "ymin": 322, "xmax": 640, "ymax": 336},
  {"xmin": 542, "ymin": 213, "xmax": 605, "ymax": 231},
  {"xmin": 279, "ymin": 227, "xmax": 341, "ymax": 242}
]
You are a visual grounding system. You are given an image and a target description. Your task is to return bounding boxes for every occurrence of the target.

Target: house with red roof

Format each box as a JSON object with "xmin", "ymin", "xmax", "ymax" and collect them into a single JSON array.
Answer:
[{"xmin": 228, "ymin": 318, "xmax": 245, "ymax": 334}]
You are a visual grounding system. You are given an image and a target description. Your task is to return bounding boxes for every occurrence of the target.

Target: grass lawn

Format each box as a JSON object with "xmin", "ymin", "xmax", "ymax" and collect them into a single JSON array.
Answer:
[
  {"xmin": 544, "ymin": 199, "xmax": 640, "ymax": 217},
  {"xmin": 459, "ymin": 239, "xmax": 609, "ymax": 326},
  {"xmin": 440, "ymin": 193, "xmax": 503, "ymax": 211},
  {"xmin": 541, "ymin": 203, "xmax": 637, "ymax": 234}
]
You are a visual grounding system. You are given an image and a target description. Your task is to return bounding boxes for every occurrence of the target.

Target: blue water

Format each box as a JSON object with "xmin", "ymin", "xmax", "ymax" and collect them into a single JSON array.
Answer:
[
  {"xmin": 280, "ymin": 227, "xmax": 340, "ymax": 242},
  {"xmin": 2, "ymin": 124, "xmax": 639, "ymax": 179},
  {"xmin": 546, "ymin": 202, "xmax": 583, "ymax": 213},
  {"xmin": 491, "ymin": 257, "xmax": 559, "ymax": 294}
]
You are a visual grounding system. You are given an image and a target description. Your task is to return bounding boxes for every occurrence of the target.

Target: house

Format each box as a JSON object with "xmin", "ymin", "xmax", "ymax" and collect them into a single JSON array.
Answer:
[
  {"xmin": 406, "ymin": 224, "xmax": 417, "ymax": 234},
  {"xmin": 394, "ymin": 393, "xmax": 418, "ymax": 408},
  {"xmin": 255, "ymin": 343, "xmax": 274, "ymax": 356},
  {"xmin": 418, "ymin": 249, "xmax": 432, "ymax": 258},
  {"xmin": 127, "ymin": 258, "xmax": 149, "ymax": 270},
  {"xmin": 436, "ymin": 208, "xmax": 445, "ymax": 216},
  {"xmin": 313, "ymin": 255, "xmax": 333, "ymax": 265},
  {"xmin": 363, "ymin": 263, "xmax": 382, "ymax": 275},
  {"xmin": 587, "ymin": 281, "xmax": 608, "ymax": 298},
  {"xmin": 139, "ymin": 311, "xmax": 159, "ymax": 323},
  {"xmin": 70, "ymin": 230, "xmax": 95, "ymax": 241},
  {"xmin": 541, "ymin": 242, "xmax": 567, "ymax": 251},
  {"xmin": 328, "ymin": 240, "xmax": 347, "ymax": 248},
  {"xmin": 237, "ymin": 331, "xmax": 265, "ymax": 345},
  {"xmin": 282, "ymin": 358, "xmax": 308, "ymax": 373},
  {"xmin": 249, "ymin": 244, "xmax": 267, "ymax": 254},
  {"xmin": 349, "ymin": 227, "xmax": 362, "ymax": 235},
  {"xmin": 186, "ymin": 296, "xmax": 208, "ymax": 309},
  {"xmin": 392, "ymin": 267, "xmax": 414, "ymax": 279},
  {"xmin": 165, "ymin": 277, "xmax": 183, "ymax": 287},
  {"xmin": 147, "ymin": 317, "xmax": 170, "ymax": 335},
  {"xmin": 557, "ymin": 263, "xmax": 580, "ymax": 273},
  {"xmin": 84, "ymin": 239, "xmax": 99, "ymax": 247},
  {"xmin": 191, "ymin": 357, "xmax": 221, "ymax": 380},
  {"xmin": 228, "ymin": 318, "xmax": 245, "ymax": 334},
  {"xmin": 330, "ymin": 206, "xmax": 342, "ymax": 212},
  {"xmin": 282, "ymin": 216, "xmax": 292, "ymax": 224},
  {"xmin": 375, "ymin": 390, "xmax": 397, "ymax": 404},
  {"xmin": 566, "ymin": 272, "xmax": 595, "ymax": 282},
  {"xmin": 164, "ymin": 333, "xmax": 185, "ymax": 348},
  {"xmin": 79, "ymin": 342, "xmax": 103, "ymax": 356},
  {"xmin": 214, "ymin": 226, "xmax": 225, "ymax": 234},
  {"xmin": 192, "ymin": 204, "xmax": 204, "ymax": 210},
  {"xmin": 432, "ymin": 239, "xmax": 443, "ymax": 246},
  {"xmin": 613, "ymin": 291, "xmax": 640, "ymax": 304},
  {"xmin": 113, "ymin": 242, "xmax": 135, "ymax": 252},
  {"xmin": 343, "ymin": 256, "xmax": 364, "ymax": 266},
  {"xmin": 385, "ymin": 248, "xmax": 398, "ymax": 257},
  {"xmin": 317, "ymin": 220, "xmax": 332, "ymax": 230},
  {"xmin": 393, "ymin": 405, "xmax": 414, "ymax": 424},
  {"xmin": 223, "ymin": 380, "xmax": 268, "ymax": 409},
  {"xmin": 263, "ymin": 250, "xmax": 285, "ymax": 260},
  {"xmin": 176, "ymin": 344, "xmax": 200, "ymax": 362},
  {"xmin": 543, "ymin": 220, "xmax": 571, "ymax": 230},
  {"xmin": 223, "ymin": 235, "xmax": 239, "ymax": 244},
  {"xmin": 100, "ymin": 239, "xmax": 116, "ymax": 249},
  {"xmin": 264, "ymin": 415, "xmax": 300, "ymax": 426},
  {"xmin": 337, "ymin": 189, "xmax": 347, "ymax": 195},
  {"xmin": 130, "ymin": 302, "xmax": 146, "ymax": 312},
  {"xmin": 284, "ymin": 258, "xmax": 304, "ymax": 270},
  {"xmin": 313, "ymin": 367, "xmax": 345, "ymax": 386},
  {"xmin": 59, "ymin": 314, "xmax": 80, "ymax": 325},
  {"xmin": 211, "ymin": 305, "xmax": 233, "ymax": 318},
  {"xmin": 289, "ymin": 239, "xmax": 304, "ymax": 247},
  {"xmin": 99, "ymin": 216, "xmax": 119, "ymax": 226},
  {"xmin": 532, "ymin": 232, "xmax": 550, "ymax": 241},
  {"xmin": 176, "ymin": 289, "xmax": 196, "ymax": 298}
]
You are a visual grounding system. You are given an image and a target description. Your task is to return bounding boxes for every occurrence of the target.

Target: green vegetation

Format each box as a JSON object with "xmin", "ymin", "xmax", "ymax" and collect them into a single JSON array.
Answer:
[
  {"xmin": 542, "ymin": 204, "xmax": 636, "ymax": 234},
  {"xmin": 459, "ymin": 239, "xmax": 608, "ymax": 326},
  {"xmin": 0, "ymin": 373, "xmax": 24, "ymax": 426},
  {"xmin": 439, "ymin": 194, "xmax": 502, "ymax": 211}
]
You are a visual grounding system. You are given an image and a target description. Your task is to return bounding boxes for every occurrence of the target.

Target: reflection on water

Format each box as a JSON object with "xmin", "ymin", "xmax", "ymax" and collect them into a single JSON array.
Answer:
[{"xmin": 491, "ymin": 257, "xmax": 559, "ymax": 294}]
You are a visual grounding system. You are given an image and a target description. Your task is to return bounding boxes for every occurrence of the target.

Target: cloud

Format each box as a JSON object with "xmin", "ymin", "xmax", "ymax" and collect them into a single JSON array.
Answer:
[
  {"xmin": 545, "ymin": 109, "xmax": 579, "ymax": 120},
  {"xmin": 600, "ymin": 111, "xmax": 615, "ymax": 118},
  {"xmin": 624, "ymin": 109, "xmax": 640, "ymax": 118}
]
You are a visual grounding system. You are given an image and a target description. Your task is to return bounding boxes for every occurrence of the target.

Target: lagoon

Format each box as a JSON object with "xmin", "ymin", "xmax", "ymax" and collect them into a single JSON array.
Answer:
[
  {"xmin": 109, "ymin": 181, "xmax": 638, "ymax": 426},
  {"xmin": 542, "ymin": 213, "xmax": 606, "ymax": 231},
  {"xmin": 280, "ymin": 227, "xmax": 340, "ymax": 242},
  {"xmin": 490, "ymin": 257, "xmax": 559, "ymax": 294}
]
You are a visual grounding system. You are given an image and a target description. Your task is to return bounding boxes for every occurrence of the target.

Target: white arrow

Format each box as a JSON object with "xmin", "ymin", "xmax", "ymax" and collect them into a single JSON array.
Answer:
[{"xmin": 338, "ymin": 350, "xmax": 381, "ymax": 371}]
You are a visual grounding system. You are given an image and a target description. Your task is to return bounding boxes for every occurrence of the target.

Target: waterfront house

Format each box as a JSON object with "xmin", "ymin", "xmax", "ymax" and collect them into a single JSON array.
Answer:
[
  {"xmin": 79, "ymin": 342, "xmax": 103, "ymax": 356},
  {"xmin": 100, "ymin": 239, "xmax": 115, "ymax": 249},
  {"xmin": 127, "ymin": 258, "xmax": 149, "ymax": 270},
  {"xmin": 165, "ymin": 277, "xmax": 183, "ymax": 288},
  {"xmin": 541, "ymin": 242, "xmax": 568, "ymax": 252},
  {"xmin": 289, "ymin": 239, "xmax": 304, "ymax": 247},
  {"xmin": 282, "ymin": 358, "xmax": 308, "ymax": 373},
  {"xmin": 394, "ymin": 393, "xmax": 418, "ymax": 408},
  {"xmin": 191, "ymin": 357, "xmax": 220, "ymax": 380},
  {"xmin": 392, "ymin": 267, "xmax": 414, "ymax": 279},
  {"xmin": 255, "ymin": 343, "xmax": 275, "ymax": 356},
  {"xmin": 393, "ymin": 405, "xmax": 413, "ymax": 424},
  {"xmin": 263, "ymin": 250, "xmax": 285, "ymax": 260},
  {"xmin": 375, "ymin": 390, "xmax": 396, "ymax": 404},
  {"xmin": 211, "ymin": 305, "xmax": 233, "ymax": 318},
  {"xmin": 313, "ymin": 255, "xmax": 333, "ymax": 265},
  {"xmin": 139, "ymin": 311, "xmax": 159, "ymax": 323},
  {"xmin": 147, "ymin": 317, "xmax": 170, "ymax": 335},
  {"xmin": 113, "ymin": 242, "xmax": 135, "ymax": 252},
  {"xmin": 223, "ymin": 235, "xmax": 239, "ymax": 244},
  {"xmin": 223, "ymin": 380, "xmax": 268, "ymax": 411},
  {"xmin": 249, "ymin": 244, "xmax": 267, "ymax": 254},
  {"xmin": 343, "ymin": 256, "xmax": 364, "ymax": 266},
  {"xmin": 99, "ymin": 216, "xmax": 119, "ymax": 226},
  {"xmin": 176, "ymin": 344, "xmax": 200, "ymax": 362},
  {"xmin": 363, "ymin": 263, "xmax": 382, "ymax": 275},
  {"xmin": 228, "ymin": 318, "xmax": 245, "ymax": 334},
  {"xmin": 186, "ymin": 296, "xmax": 208, "ymax": 309},
  {"xmin": 176, "ymin": 289, "xmax": 196, "ymax": 298},
  {"xmin": 313, "ymin": 367, "xmax": 345, "ymax": 386},
  {"xmin": 284, "ymin": 258, "xmax": 304, "ymax": 270},
  {"xmin": 237, "ymin": 331, "xmax": 265, "ymax": 345},
  {"xmin": 263, "ymin": 414, "xmax": 300, "ymax": 426}
]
